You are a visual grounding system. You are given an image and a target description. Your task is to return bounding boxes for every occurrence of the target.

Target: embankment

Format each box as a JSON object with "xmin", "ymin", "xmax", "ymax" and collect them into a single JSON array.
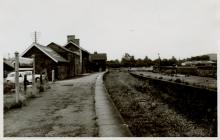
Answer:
[{"xmin": 130, "ymin": 72, "xmax": 217, "ymax": 135}]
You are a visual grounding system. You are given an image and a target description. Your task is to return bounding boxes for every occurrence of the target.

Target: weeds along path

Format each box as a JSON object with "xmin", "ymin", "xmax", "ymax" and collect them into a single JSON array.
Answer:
[{"xmin": 104, "ymin": 69, "xmax": 214, "ymax": 137}]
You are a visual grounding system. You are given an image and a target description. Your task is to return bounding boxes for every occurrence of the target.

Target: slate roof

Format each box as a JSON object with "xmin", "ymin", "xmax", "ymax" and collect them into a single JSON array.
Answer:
[
  {"xmin": 21, "ymin": 43, "xmax": 69, "ymax": 63},
  {"xmin": 64, "ymin": 41, "xmax": 89, "ymax": 54},
  {"xmin": 90, "ymin": 53, "xmax": 107, "ymax": 61},
  {"xmin": 48, "ymin": 42, "xmax": 80, "ymax": 56}
]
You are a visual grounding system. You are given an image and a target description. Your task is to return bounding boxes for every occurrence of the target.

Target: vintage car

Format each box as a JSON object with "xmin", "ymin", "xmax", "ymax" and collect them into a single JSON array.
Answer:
[{"xmin": 5, "ymin": 71, "xmax": 43, "ymax": 84}]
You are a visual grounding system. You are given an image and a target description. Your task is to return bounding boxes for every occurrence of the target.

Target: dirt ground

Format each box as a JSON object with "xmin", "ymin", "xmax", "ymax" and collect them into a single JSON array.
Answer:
[
  {"xmin": 4, "ymin": 73, "xmax": 100, "ymax": 137},
  {"xmin": 104, "ymin": 69, "xmax": 216, "ymax": 137}
]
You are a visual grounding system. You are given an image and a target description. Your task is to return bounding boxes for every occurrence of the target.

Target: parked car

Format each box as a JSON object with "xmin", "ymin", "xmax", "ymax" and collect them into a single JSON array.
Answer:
[{"xmin": 6, "ymin": 71, "xmax": 43, "ymax": 84}]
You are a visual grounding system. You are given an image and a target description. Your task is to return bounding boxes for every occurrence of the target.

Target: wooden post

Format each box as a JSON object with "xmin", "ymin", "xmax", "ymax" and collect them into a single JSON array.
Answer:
[
  {"xmin": 15, "ymin": 52, "xmax": 19, "ymax": 103},
  {"xmin": 52, "ymin": 70, "xmax": 55, "ymax": 83},
  {"xmin": 24, "ymin": 75, "xmax": 27, "ymax": 95},
  {"xmin": 39, "ymin": 72, "xmax": 43, "ymax": 92},
  {"xmin": 32, "ymin": 55, "xmax": 36, "ymax": 94},
  {"xmin": 45, "ymin": 69, "xmax": 48, "ymax": 83},
  {"xmin": 44, "ymin": 69, "xmax": 49, "ymax": 89},
  {"xmin": 40, "ymin": 72, "xmax": 43, "ymax": 84},
  {"xmin": 79, "ymin": 49, "xmax": 82, "ymax": 74}
]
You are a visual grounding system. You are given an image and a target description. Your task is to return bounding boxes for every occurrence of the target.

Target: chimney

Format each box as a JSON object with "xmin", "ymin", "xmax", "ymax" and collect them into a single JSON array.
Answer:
[
  {"xmin": 67, "ymin": 35, "xmax": 75, "ymax": 42},
  {"xmin": 67, "ymin": 35, "xmax": 80, "ymax": 46},
  {"xmin": 74, "ymin": 39, "xmax": 80, "ymax": 46}
]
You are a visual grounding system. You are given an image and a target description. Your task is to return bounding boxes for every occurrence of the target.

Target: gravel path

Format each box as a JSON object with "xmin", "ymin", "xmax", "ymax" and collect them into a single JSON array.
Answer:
[{"xmin": 4, "ymin": 73, "xmax": 100, "ymax": 137}]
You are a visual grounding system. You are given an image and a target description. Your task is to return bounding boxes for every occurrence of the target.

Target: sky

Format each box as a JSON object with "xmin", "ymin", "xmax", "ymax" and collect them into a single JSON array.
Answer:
[{"xmin": 0, "ymin": 0, "xmax": 218, "ymax": 60}]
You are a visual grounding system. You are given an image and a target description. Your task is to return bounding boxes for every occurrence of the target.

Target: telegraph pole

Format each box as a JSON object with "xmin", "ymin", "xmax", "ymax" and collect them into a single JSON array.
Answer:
[
  {"xmin": 158, "ymin": 53, "xmax": 161, "ymax": 73},
  {"xmin": 32, "ymin": 31, "xmax": 40, "ymax": 43}
]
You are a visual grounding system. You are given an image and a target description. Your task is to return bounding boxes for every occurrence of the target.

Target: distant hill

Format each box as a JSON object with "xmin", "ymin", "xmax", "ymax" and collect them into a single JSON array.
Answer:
[{"xmin": 206, "ymin": 53, "xmax": 217, "ymax": 61}]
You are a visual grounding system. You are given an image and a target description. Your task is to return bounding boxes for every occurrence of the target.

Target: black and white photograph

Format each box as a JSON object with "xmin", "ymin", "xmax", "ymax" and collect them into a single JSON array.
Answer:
[{"xmin": 1, "ymin": 0, "xmax": 218, "ymax": 138}]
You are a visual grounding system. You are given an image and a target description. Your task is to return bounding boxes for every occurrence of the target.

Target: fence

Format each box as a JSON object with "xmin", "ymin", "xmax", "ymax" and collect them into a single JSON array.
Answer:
[{"xmin": 4, "ymin": 52, "xmax": 50, "ymax": 110}]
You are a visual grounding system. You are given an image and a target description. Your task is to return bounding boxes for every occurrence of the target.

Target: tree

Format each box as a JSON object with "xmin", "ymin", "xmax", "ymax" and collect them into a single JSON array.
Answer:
[
  {"xmin": 106, "ymin": 59, "xmax": 121, "ymax": 68},
  {"xmin": 153, "ymin": 58, "xmax": 160, "ymax": 66},
  {"xmin": 121, "ymin": 53, "xmax": 135, "ymax": 67},
  {"xmin": 143, "ymin": 56, "xmax": 153, "ymax": 66},
  {"xmin": 169, "ymin": 56, "xmax": 178, "ymax": 66},
  {"xmin": 161, "ymin": 59, "xmax": 169, "ymax": 66},
  {"xmin": 190, "ymin": 55, "xmax": 210, "ymax": 61},
  {"xmin": 156, "ymin": 56, "xmax": 178, "ymax": 66},
  {"xmin": 136, "ymin": 58, "xmax": 145, "ymax": 67}
]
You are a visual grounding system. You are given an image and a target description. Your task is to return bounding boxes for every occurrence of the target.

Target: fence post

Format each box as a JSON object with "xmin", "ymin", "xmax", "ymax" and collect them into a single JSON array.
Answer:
[
  {"xmin": 24, "ymin": 75, "xmax": 27, "ymax": 95},
  {"xmin": 40, "ymin": 72, "xmax": 43, "ymax": 84},
  {"xmin": 15, "ymin": 52, "xmax": 19, "ymax": 103},
  {"xmin": 39, "ymin": 72, "xmax": 43, "ymax": 92},
  {"xmin": 32, "ymin": 55, "xmax": 36, "ymax": 95},
  {"xmin": 45, "ymin": 69, "xmax": 50, "ymax": 89},
  {"xmin": 52, "ymin": 69, "xmax": 55, "ymax": 83}
]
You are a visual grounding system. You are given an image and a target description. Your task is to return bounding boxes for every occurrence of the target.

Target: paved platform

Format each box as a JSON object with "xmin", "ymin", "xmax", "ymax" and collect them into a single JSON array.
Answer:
[{"xmin": 95, "ymin": 72, "xmax": 132, "ymax": 137}]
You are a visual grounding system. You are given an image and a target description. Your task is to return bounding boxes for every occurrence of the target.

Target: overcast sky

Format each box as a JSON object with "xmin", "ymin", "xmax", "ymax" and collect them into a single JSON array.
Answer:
[{"xmin": 0, "ymin": 0, "xmax": 218, "ymax": 60}]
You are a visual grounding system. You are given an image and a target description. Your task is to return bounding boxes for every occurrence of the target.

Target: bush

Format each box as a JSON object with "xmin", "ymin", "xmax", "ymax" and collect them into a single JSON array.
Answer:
[
  {"xmin": 191, "ymin": 83, "xmax": 197, "ymax": 87},
  {"xmin": 184, "ymin": 82, "xmax": 189, "ymax": 85},
  {"xmin": 175, "ymin": 79, "xmax": 182, "ymax": 83},
  {"xmin": 4, "ymin": 83, "xmax": 15, "ymax": 94}
]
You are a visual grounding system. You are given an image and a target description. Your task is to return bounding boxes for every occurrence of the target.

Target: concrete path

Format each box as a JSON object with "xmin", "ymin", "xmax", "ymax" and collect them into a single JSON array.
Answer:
[
  {"xmin": 95, "ymin": 72, "xmax": 132, "ymax": 137},
  {"xmin": 4, "ymin": 72, "xmax": 132, "ymax": 137}
]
